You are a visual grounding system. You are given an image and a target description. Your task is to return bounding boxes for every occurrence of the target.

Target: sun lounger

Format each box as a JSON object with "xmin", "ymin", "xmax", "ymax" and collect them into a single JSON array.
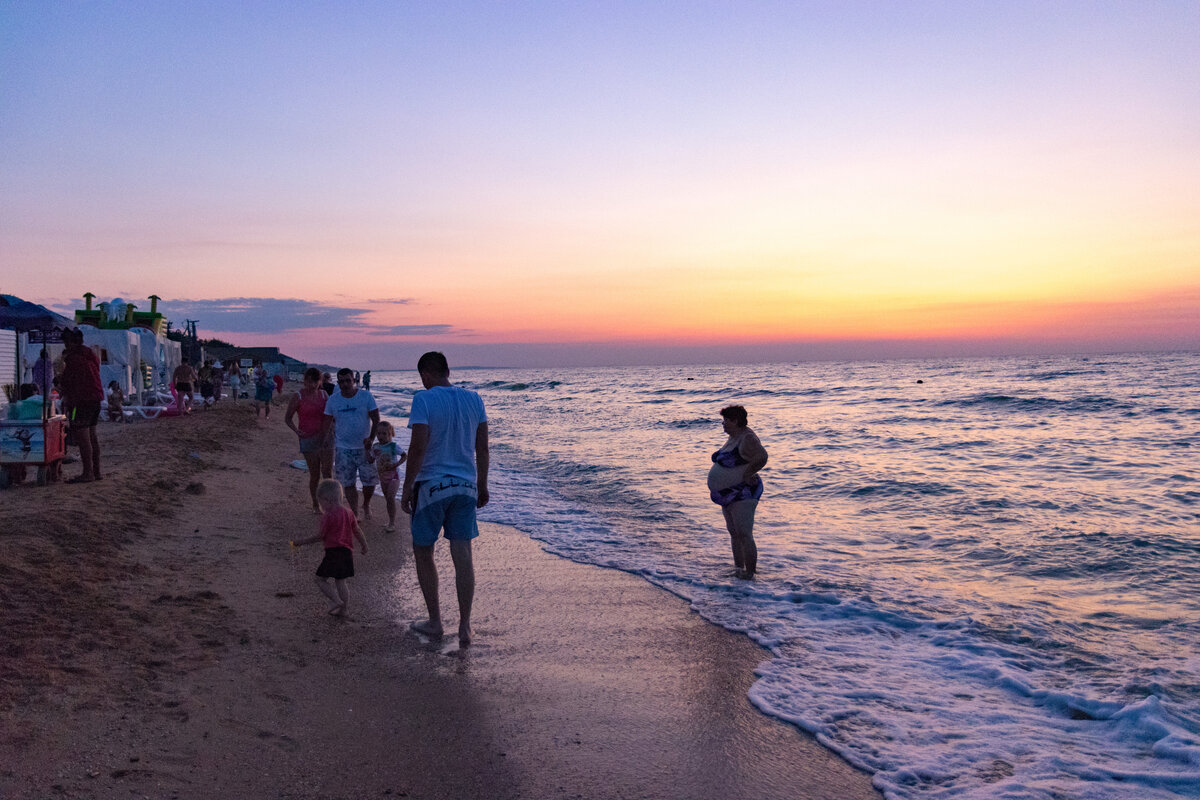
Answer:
[{"xmin": 122, "ymin": 405, "xmax": 165, "ymax": 419}]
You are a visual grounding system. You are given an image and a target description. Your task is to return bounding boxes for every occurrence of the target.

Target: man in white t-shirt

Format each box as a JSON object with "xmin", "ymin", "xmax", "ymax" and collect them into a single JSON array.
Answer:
[
  {"xmin": 401, "ymin": 351, "xmax": 489, "ymax": 647},
  {"xmin": 322, "ymin": 367, "xmax": 381, "ymax": 519}
]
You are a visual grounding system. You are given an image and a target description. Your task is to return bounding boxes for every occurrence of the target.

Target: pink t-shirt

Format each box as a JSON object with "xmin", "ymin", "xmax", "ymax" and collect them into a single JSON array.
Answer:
[{"xmin": 320, "ymin": 506, "xmax": 357, "ymax": 550}]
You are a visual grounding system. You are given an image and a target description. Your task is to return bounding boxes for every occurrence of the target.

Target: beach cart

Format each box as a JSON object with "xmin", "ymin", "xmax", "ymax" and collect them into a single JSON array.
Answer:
[{"xmin": 0, "ymin": 415, "xmax": 67, "ymax": 487}]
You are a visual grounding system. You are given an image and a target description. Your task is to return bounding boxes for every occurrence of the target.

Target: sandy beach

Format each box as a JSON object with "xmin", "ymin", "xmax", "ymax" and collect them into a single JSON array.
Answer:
[{"xmin": 0, "ymin": 399, "xmax": 879, "ymax": 800}]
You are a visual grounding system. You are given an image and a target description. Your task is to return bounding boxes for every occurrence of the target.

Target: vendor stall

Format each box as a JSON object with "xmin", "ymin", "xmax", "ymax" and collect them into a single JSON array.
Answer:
[
  {"xmin": 0, "ymin": 294, "xmax": 73, "ymax": 488},
  {"xmin": 0, "ymin": 414, "xmax": 66, "ymax": 487}
]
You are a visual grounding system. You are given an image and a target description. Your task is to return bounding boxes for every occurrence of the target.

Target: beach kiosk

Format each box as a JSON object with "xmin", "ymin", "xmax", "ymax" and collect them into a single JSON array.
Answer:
[{"xmin": 0, "ymin": 295, "xmax": 72, "ymax": 488}]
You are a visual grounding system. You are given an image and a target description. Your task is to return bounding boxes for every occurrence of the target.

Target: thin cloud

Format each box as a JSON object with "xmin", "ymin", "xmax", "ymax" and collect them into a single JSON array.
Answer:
[
  {"xmin": 365, "ymin": 324, "xmax": 458, "ymax": 337},
  {"xmin": 157, "ymin": 298, "xmax": 373, "ymax": 333},
  {"xmin": 37, "ymin": 295, "xmax": 462, "ymax": 338}
]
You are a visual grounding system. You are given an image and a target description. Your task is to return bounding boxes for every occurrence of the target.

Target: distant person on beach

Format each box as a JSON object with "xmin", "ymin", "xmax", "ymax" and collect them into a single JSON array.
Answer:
[
  {"xmin": 106, "ymin": 381, "xmax": 125, "ymax": 422},
  {"xmin": 286, "ymin": 367, "xmax": 333, "ymax": 512},
  {"xmin": 273, "ymin": 372, "xmax": 285, "ymax": 405},
  {"xmin": 198, "ymin": 359, "xmax": 214, "ymax": 408},
  {"xmin": 401, "ymin": 351, "xmax": 489, "ymax": 646},
  {"xmin": 320, "ymin": 372, "xmax": 335, "ymax": 397},
  {"xmin": 362, "ymin": 370, "xmax": 371, "ymax": 390},
  {"xmin": 227, "ymin": 362, "xmax": 242, "ymax": 403},
  {"xmin": 323, "ymin": 367, "xmax": 380, "ymax": 520},
  {"xmin": 252, "ymin": 361, "xmax": 273, "ymax": 417},
  {"xmin": 371, "ymin": 421, "xmax": 406, "ymax": 532},
  {"xmin": 212, "ymin": 360, "xmax": 224, "ymax": 401},
  {"xmin": 61, "ymin": 328, "xmax": 104, "ymax": 483},
  {"xmin": 31, "ymin": 348, "xmax": 52, "ymax": 397},
  {"xmin": 290, "ymin": 479, "xmax": 367, "ymax": 617},
  {"xmin": 172, "ymin": 358, "xmax": 198, "ymax": 415},
  {"xmin": 708, "ymin": 405, "xmax": 768, "ymax": 579}
]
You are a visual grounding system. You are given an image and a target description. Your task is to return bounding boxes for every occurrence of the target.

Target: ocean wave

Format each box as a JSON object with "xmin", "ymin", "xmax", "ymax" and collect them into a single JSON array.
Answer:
[
  {"xmin": 847, "ymin": 480, "xmax": 963, "ymax": 498},
  {"xmin": 1022, "ymin": 368, "xmax": 1109, "ymax": 381},
  {"xmin": 921, "ymin": 439, "xmax": 993, "ymax": 451},
  {"xmin": 471, "ymin": 379, "xmax": 562, "ymax": 391},
  {"xmin": 656, "ymin": 417, "xmax": 717, "ymax": 429},
  {"xmin": 938, "ymin": 393, "xmax": 1135, "ymax": 412}
]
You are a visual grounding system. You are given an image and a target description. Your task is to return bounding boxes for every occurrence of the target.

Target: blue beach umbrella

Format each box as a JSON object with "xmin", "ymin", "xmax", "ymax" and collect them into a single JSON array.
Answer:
[
  {"xmin": 0, "ymin": 295, "xmax": 73, "ymax": 412},
  {"xmin": 0, "ymin": 294, "xmax": 74, "ymax": 332}
]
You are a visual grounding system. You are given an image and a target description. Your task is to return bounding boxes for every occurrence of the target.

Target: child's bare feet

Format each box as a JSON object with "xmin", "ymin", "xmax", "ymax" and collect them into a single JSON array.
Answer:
[
  {"xmin": 328, "ymin": 602, "xmax": 345, "ymax": 616},
  {"xmin": 384, "ymin": 523, "xmax": 395, "ymax": 533}
]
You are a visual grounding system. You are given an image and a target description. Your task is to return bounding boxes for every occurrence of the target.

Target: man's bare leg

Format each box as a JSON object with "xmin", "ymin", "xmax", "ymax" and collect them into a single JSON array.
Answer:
[
  {"xmin": 411, "ymin": 543, "xmax": 443, "ymax": 636},
  {"xmin": 361, "ymin": 485, "xmax": 376, "ymax": 520},
  {"xmin": 88, "ymin": 427, "xmax": 101, "ymax": 479},
  {"xmin": 75, "ymin": 427, "xmax": 95, "ymax": 481},
  {"xmin": 344, "ymin": 485, "xmax": 359, "ymax": 518},
  {"xmin": 449, "ymin": 539, "xmax": 475, "ymax": 646}
]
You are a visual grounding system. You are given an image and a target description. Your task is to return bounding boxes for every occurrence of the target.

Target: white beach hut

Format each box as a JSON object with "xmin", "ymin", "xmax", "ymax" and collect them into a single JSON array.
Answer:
[
  {"xmin": 78, "ymin": 326, "xmax": 141, "ymax": 398},
  {"xmin": 129, "ymin": 326, "xmax": 181, "ymax": 402}
]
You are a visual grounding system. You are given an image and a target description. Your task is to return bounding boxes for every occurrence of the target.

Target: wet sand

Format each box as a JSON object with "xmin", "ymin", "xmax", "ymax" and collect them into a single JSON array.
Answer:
[{"xmin": 0, "ymin": 399, "xmax": 880, "ymax": 799}]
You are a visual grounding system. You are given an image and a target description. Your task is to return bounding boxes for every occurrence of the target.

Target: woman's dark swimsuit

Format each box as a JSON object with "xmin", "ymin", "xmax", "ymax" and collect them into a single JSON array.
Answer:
[{"xmin": 710, "ymin": 448, "xmax": 764, "ymax": 507}]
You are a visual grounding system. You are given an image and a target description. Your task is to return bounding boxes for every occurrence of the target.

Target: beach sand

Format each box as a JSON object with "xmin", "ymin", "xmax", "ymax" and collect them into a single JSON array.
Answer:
[{"xmin": 0, "ymin": 400, "xmax": 880, "ymax": 799}]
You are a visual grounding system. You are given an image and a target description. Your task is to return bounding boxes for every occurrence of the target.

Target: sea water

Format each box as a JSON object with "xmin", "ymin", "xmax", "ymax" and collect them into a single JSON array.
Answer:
[{"xmin": 368, "ymin": 352, "xmax": 1200, "ymax": 799}]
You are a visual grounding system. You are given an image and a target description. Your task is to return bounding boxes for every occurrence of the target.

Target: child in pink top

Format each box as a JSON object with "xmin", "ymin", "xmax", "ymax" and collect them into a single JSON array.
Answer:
[
  {"xmin": 291, "ymin": 479, "xmax": 367, "ymax": 616},
  {"xmin": 370, "ymin": 421, "xmax": 407, "ymax": 533}
]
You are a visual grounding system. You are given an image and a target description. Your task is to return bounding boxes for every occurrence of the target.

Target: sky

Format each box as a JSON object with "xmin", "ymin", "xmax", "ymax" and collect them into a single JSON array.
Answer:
[{"xmin": 1, "ymin": 1, "xmax": 1197, "ymax": 368}]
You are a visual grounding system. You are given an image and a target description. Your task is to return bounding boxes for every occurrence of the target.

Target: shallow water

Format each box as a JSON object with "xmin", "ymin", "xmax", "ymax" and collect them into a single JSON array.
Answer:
[{"xmin": 370, "ymin": 352, "xmax": 1200, "ymax": 799}]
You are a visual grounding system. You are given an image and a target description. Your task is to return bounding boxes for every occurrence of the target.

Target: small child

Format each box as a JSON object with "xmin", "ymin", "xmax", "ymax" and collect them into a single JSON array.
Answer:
[
  {"xmin": 291, "ymin": 479, "xmax": 368, "ymax": 616},
  {"xmin": 371, "ymin": 421, "xmax": 407, "ymax": 533},
  {"xmin": 106, "ymin": 381, "xmax": 125, "ymax": 422}
]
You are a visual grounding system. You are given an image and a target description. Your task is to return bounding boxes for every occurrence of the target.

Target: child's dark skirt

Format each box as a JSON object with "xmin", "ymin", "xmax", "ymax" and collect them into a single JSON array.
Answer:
[{"xmin": 316, "ymin": 546, "xmax": 354, "ymax": 579}]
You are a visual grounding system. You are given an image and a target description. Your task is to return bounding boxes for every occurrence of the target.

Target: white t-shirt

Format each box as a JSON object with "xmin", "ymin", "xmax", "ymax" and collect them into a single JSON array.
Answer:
[
  {"xmin": 323, "ymin": 388, "xmax": 378, "ymax": 449},
  {"xmin": 408, "ymin": 385, "xmax": 487, "ymax": 482}
]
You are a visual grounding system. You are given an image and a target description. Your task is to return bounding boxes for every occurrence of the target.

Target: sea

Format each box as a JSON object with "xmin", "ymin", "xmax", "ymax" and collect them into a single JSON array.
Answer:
[{"xmin": 366, "ymin": 352, "xmax": 1200, "ymax": 800}]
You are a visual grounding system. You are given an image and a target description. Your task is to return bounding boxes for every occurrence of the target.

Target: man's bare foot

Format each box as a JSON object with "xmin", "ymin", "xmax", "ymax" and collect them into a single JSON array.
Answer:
[
  {"xmin": 384, "ymin": 523, "xmax": 395, "ymax": 533},
  {"xmin": 458, "ymin": 623, "xmax": 472, "ymax": 647},
  {"xmin": 328, "ymin": 602, "xmax": 345, "ymax": 616},
  {"xmin": 410, "ymin": 620, "xmax": 443, "ymax": 638}
]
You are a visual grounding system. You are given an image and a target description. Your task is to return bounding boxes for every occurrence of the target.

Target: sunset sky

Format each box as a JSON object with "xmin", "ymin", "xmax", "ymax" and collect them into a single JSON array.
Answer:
[{"xmin": 2, "ymin": 1, "xmax": 1197, "ymax": 367}]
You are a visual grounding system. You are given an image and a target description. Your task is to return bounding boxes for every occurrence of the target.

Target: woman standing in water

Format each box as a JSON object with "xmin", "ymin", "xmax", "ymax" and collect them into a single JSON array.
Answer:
[{"xmin": 708, "ymin": 405, "xmax": 768, "ymax": 579}]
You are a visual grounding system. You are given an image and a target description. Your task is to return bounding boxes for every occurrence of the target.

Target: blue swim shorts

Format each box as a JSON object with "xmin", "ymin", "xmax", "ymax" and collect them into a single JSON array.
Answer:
[
  {"xmin": 410, "ymin": 476, "xmax": 479, "ymax": 548},
  {"xmin": 334, "ymin": 447, "xmax": 378, "ymax": 488}
]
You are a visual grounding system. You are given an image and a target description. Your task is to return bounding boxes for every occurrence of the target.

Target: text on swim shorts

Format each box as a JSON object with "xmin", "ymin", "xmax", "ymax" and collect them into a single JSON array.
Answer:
[{"xmin": 427, "ymin": 477, "xmax": 477, "ymax": 498}]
